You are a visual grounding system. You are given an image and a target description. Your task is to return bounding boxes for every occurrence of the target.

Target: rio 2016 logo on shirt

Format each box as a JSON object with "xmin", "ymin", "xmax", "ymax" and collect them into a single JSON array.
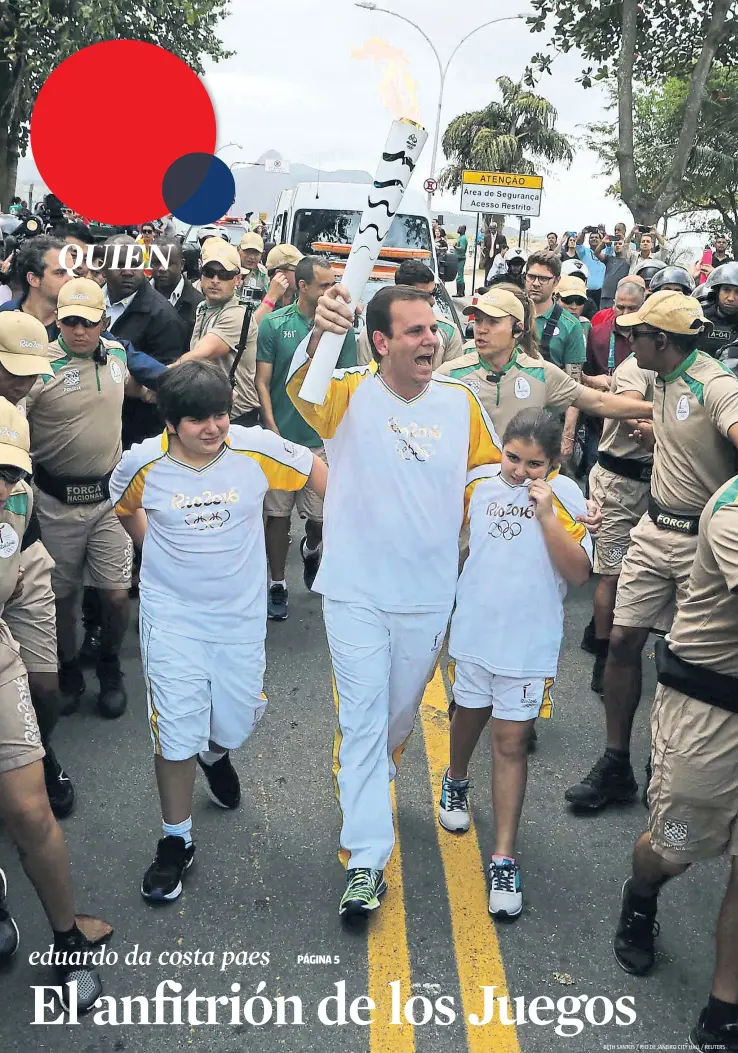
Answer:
[
  {"xmin": 676, "ymin": 394, "xmax": 690, "ymax": 421},
  {"xmin": 387, "ymin": 417, "xmax": 441, "ymax": 463},
  {"xmin": 172, "ymin": 488, "xmax": 239, "ymax": 510},
  {"xmin": 109, "ymin": 359, "xmax": 124, "ymax": 385},
  {"xmin": 185, "ymin": 509, "xmax": 231, "ymax": 529}
]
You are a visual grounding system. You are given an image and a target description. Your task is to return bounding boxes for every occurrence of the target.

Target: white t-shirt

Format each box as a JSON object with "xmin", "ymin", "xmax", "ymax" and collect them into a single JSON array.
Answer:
[
  {"xmin": 286, "ymin": 343, "xmax": 502, "ymax": 613},
  {"xmin": 450, "ymin": 464, "xmax": 593, "ymax": 677},
  {"xmin": 109, "ymin": 425, "xmax": 313, "ymax": 642}
]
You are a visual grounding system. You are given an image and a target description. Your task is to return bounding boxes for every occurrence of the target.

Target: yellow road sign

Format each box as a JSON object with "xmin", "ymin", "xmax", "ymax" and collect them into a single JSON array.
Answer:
[{"xmin": 462, "ymin": 170, "xmax": 543, "ymax": 189}]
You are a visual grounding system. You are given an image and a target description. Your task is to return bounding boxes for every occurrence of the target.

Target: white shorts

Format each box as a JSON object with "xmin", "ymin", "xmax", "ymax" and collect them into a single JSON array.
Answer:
[
  {"xmin": 449, "ymin": 658, "xmax": 554, "ymax": 721},
  {"xmin": 140, "ymin": 615, "xmax": 267, "ymax": 761}
]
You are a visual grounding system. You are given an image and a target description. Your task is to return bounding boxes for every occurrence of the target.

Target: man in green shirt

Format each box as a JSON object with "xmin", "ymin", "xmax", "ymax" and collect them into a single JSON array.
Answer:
[
  {"xmin": 526, "ymin": 249, "xmax": 586, "ymax": 460},
  {"xmin": 256, "ymin": 255, "xmax": 357, "ymax": 619},
  {"xmin": 455, "ymin": 225, "xmax": 469, "ymax": 297}
]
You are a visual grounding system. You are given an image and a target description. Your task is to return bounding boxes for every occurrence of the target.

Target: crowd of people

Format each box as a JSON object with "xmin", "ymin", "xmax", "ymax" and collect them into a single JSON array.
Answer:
[{"xmin": 0, "ymin": 207, "xmax": 735, "ymax": 1053}]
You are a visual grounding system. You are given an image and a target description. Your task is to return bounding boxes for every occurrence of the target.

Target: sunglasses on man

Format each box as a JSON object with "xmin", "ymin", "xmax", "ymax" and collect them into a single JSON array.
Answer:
[
  {"xmin": 560, "ymin": 296, "xmax": 587, "ymax": 307},
  {"xmin": 201, "ymin": 265, "xmax": 239, "ymax": 281},
  {"xmin": 0, "ymin": 466, "xmax": 27, "ymax": 486},
  {"xmin": 60, "ymin": 316, "xmax": 102, "ymax": 329}
]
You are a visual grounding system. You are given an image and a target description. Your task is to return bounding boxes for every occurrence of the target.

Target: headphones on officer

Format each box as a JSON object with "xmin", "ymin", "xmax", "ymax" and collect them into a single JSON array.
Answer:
[{"xmin": 512, "ymin": 321, "xmax": 524, "ymax": 337}]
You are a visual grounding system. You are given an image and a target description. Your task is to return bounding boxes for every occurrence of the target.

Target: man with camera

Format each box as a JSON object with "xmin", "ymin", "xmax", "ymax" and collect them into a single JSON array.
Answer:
[
  {"xmin": 576, "ymin": 228, "xmax": 607, "ymax": 309},
  {"xmin": 595, "ymin": 225, "xmax": 632, "ymax": 309}
]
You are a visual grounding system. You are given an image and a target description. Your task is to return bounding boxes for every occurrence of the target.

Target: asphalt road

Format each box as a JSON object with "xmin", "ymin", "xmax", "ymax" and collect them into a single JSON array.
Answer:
[{"xmin": 0, "ymin": 535, "xmax": 727, "ymax": 1053}]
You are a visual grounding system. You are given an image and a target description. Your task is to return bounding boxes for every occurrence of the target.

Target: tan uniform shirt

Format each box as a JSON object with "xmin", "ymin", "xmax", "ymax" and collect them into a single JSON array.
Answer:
[
  {"xmin": 668, "ymin": 475, "xmax": 738, "ymax": 676},
  {"xmin": 26, "ymin": 337, "xmax": 128, "ymax": 478},
  {"xmin": 190, "ymin": 293, "xmax": 245, "ymax": 384},
  {"xmin": 436, "ymin": 346, "xmax": 582, "ymax": 436},
  {"xmin": 0, "ymin": 482, "xmax": 32, "ymax": 613},
  {"xmin": 356, "ymin": 316, "xmax": 464, "ymax": 371},
  {"xmin": 598, "ymin": 354, "xmax": 655, "ymax": 462},
  {"xmin": 651, "ymin": 350, "xmax": 738, "ymax": 515}
]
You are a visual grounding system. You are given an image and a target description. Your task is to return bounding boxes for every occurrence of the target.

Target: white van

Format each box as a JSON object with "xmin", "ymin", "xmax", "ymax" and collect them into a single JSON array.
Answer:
[
  {"xmin": 271, "ymin": 182, "xmax": 455, "ymax": 279},
  {"xmin": 270, "ymin": 181, "xmax": 461, "ymax": 330}
]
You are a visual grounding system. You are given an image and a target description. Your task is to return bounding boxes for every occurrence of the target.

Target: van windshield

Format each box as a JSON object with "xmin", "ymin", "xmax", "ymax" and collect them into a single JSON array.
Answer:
[{"xmin": 293, "ymin": 209, "xmax": 432, "ymax": 255}]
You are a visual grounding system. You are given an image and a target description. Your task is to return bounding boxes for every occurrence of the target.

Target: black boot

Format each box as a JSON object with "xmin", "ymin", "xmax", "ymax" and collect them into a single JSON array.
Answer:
[
  {"xmin": 43, "ymin": 746, "xmax": 75, "ymax": 818},
  {"xmin": 564, "ymin": 749, "xmax": 638, "ymax": 810},
  {"xmin": 590, "ymin": 638, "xmax": 609, "ymax": 695},
  {"xmin": 96, "ymin": 655, "xmax": 127, "ymax": 719}
]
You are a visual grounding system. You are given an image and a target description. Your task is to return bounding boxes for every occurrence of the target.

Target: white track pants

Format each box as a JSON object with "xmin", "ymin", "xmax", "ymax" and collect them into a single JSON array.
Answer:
[{"xmin": 324, "ymin": 598, "xmax": 450, "ymax": 870}]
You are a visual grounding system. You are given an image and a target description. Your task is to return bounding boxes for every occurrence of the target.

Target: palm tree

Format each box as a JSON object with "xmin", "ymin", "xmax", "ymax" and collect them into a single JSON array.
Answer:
[{"xmin": 440, "ymin": 76, "xmax": 574, "ymax": 229}]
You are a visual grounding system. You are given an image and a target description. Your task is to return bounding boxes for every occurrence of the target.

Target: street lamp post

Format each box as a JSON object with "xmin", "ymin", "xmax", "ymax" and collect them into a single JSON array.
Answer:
[{"xmin": 355, "ymin": 4, "xmax": 526, "ymax": 211}]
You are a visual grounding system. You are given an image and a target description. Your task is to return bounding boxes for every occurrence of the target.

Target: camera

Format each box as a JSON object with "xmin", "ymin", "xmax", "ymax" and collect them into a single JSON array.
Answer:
[{"xmin": 239, "ymin": 285, "xmax": 265, "ymax": 307}]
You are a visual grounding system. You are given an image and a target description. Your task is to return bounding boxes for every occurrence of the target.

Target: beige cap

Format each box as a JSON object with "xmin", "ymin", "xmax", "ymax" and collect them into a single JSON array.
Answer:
[
  {"xmin": 558, "ymin": 276, "xmax": 589, "ymax": 301},
  {"xmin": 57, "ymin": 277, "xmax": 106, "ymax": 323},
  {"xmin": 618, "ymin": 289, "xmax": 712, "ymax": 335},
  {"xmin": 0, "ymin": 397, "xmax": 32, "ymax": 474},
  {"xmin": 463, "ymin": 288, "xmax": 525, "ymax": 324},
  {"xmin": 0, "ymin": 312, "xmax": 53, "ymax": 378},
  {"xmin": 239, "ymin": 232, "xmax": 264, "ymax": 253},
  {"xmin": 266, "ymin": 244, "xmax": 304, "ymax": 271},
  {"xmin": 201, "ymin": 239, "xmax": 243, "ymax": 274}
]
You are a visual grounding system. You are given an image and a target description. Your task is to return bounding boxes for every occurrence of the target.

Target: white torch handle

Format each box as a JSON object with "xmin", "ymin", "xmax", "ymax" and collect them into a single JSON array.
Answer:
[{"xmin": 299, "ymin": 118, "xmax": 428, "ymax": 405}]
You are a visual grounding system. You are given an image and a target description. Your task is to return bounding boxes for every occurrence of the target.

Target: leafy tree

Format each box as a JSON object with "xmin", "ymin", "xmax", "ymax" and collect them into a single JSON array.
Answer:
[
  {"xmin": 526, "ymin": 0, "xmax": 738, "ymax": 225},
  {"xmin": 584, "ymin": 71, "xmax": 738, "ymax": 245},
  {"xmin": 439, "ymin": 76, "xmax": 573, "ymax": 229},
  {"xmin": 0, "ymin": 0, "xmax": 232, "ymax": 210}
]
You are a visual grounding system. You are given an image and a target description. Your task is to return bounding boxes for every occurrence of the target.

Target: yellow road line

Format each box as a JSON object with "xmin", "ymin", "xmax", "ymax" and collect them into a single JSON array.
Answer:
[
  {"xmin": 368, "ymin": 782, "xmax": 415, "ymax": 1053},
  {"xmin": 421, "ymin": 668, "xmax": 521, "ymax": 1053}
]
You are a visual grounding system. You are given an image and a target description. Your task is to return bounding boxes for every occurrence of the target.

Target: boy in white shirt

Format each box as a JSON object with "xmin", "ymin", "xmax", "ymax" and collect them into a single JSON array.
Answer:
[{"xmin": 110, "ymin": 361, "xmax": 326, "ymax": 902}]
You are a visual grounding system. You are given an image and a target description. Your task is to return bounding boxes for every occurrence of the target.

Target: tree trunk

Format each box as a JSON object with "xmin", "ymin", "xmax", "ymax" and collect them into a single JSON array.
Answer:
[{"xmin": 0, "ymin": 124, "xmax": 17, "ymax": 212}]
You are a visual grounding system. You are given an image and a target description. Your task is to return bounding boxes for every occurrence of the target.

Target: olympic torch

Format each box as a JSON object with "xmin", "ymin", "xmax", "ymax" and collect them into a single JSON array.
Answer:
[{"xmin": 298, "ymin": 117, "xmax": 429, "ymax": 404}]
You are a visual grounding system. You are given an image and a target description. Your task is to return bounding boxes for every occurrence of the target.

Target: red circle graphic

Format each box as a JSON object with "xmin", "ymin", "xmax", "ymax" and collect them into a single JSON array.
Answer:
[{"xmin": 30, "ymin": 41, "xmax": 217, "ymax": 224}]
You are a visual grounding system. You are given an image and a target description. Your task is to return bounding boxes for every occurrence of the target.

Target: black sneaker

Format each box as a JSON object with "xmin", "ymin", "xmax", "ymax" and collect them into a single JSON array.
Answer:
[
  {"xmin": 96, "ymin": 656, "xmax": 127, "ymax": 719},
  {"xmin": 0, "ymin": 867, "xmax": 19, "ymax": 961},
  {"xmin": 54, "ymin": 929, "xmax": 103, "ymax": 1014},
  {"xmin": 79, "ymin": 626, "xmax": 101, "ymax": 666},
  {"xmin": 580, "ymin": 617, "xmax": 597, "ymax": 654},
  {"xmin": 58, "ymin": 658, "xmax": 85, "ymax": 716},
  {"xmin": 690, "ymin": 1008, "xmax": 738, "ymax": 1051},
  {"xmin": 299, "ymin": 537, "xmax": 322, "ymax": 590},
  {"xmin": 43, "ymin": 747, "xmax": 75, "ymax": 819},
  {"xmin": 268, "ymin": 583, "xmax": 289, "ymax": 620},
  {"xmin": 339, "ymin": 868, "xmax": 387, "ymax": 917},
  {"xmin": 197, "ymin": 752, "xmax": 241, "ymax": 809},
  {"xmin": 642, "ymin": 755, "xmax": 652, "ymax": 808},
  {"xmin": 613, "ymin": 879, "xmax": 659, "ymax": 975},
  {"xmin": 141, "ymin": 836, "xmax": 195, "ymax": 902},
  {"xmin": 565, "ymin": 752, "xmax": 638, "ymax": 810}
]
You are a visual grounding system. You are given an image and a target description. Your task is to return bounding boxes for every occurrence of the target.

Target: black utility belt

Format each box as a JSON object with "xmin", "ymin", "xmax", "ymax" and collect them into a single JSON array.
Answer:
[
  {"xmin": 647, "ymin": 496, "xmax": 700, "ymax": 535},
  {"xmin": 34, "ymin": 463, "xmax": 111, "ymax": 505},
  {"xmin": 655, "ymin": 637, "xmax": 738, "ymax": 715},
  {"xmin": 597, "ymin": 450, "xmax": 652, "ymax": 483}
]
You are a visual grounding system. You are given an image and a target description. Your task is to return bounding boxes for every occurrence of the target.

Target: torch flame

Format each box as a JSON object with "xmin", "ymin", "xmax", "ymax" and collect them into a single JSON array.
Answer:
[{"xmin": 352, "ymin": 37, "xmax": 420, "ymax": 123}]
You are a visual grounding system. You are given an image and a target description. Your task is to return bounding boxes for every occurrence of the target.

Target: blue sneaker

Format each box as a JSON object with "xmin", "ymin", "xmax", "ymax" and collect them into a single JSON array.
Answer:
[{"xmin": 488, "ymin": 858, "xmax": 522, "ymax": 919}]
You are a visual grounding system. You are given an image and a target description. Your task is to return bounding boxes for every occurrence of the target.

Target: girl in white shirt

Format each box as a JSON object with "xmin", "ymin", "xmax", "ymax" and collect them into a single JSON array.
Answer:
[{"xmin": 439, "ymin": 408, "xmax": 593, "ymax": 919}]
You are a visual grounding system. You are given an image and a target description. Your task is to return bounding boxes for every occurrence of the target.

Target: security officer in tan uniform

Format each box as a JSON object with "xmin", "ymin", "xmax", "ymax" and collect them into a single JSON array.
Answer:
[
  {"xmin": 586, "ymin": 355, "xmax": 655, "ymax": 694},
  {"xmin": 0, "ymin": 312, "xmax": 74, "ymax": 816},
  {"xmin": 612, "ymin": 471, "xmax": 738, "ymax": 1053},
  {"xmin": 27, "ymin": 278, "xmax": 139, "ymax": 719},
  {"xmin": 567, "ymin": 291, "xmax": 738, "ymax": 812},
  {"xmin": 0, "ymin": 398, "xmax": 105, "ymax": 1008},
  {"xmin": 238, "ymin": 232, "xmax": 269, "ymax": 298}
]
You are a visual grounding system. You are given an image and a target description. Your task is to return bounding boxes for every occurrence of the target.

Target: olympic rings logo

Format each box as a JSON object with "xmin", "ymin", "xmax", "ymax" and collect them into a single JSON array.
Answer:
[
  {"xmin": 487, "ymin": 520, "xmax": 522, "ymax": 541},
  {"xmin": 184, "ymin": 509, "xmax": 231, "ymax": 529},
  {"xmin": 396, "ymin": 438, "xmax": 430, "ymax": 462}
]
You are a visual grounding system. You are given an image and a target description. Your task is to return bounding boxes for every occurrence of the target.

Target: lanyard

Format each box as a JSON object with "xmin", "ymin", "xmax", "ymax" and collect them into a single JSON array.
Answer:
[
  {"xmin": 607, "ymin": 330, "xmax": 616, "ymax": 374},
  {"xmin": 197, "ymin": 301, "xmax": 229, "ymax": 343}
]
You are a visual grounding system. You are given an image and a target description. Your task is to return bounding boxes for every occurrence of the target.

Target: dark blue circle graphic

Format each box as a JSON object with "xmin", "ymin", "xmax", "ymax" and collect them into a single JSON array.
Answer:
[{"xmin": 162, "ymin": 152, "xmax": 235, "ymax": 225}]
